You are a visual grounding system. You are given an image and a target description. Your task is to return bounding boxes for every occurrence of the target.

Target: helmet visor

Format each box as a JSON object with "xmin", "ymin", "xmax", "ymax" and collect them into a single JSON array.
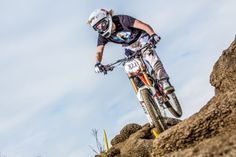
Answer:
[{"xmin": 93, "ymin": 18, "xmax": 109, "ymax": 34}]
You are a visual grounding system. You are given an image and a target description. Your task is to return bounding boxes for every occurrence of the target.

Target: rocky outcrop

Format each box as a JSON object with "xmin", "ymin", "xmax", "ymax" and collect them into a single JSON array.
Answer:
[
  {"xmin": 111, "ymin": 124, "xmax": 142, "ymax": 146},
  {"xmin": 210, "ymin": 37, "xmax": 236, "ymax": 95},
  {"xmin": 107, "ymin": 124, "xmax": 153, "ymax": 157},
  {"xmin": 106, "ymin": 118, "xmax": 182, "ymax": 157},
  {"xmin": 96, "ymin": 36, "xmax": 236, "ymax": 157}
]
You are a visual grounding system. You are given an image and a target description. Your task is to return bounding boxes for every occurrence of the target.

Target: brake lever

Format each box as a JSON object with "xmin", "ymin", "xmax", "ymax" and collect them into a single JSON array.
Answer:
[{"xmin": 103, "ymin": 65, "xmax": 114, "ymax": 75}]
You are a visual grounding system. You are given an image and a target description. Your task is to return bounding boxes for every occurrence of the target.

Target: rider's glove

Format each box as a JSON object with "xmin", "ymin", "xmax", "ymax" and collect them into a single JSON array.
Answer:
[
  {"xmin": 148, "ymin": 34, "xmax": 161, "ymax": 46},
  {"xmin": 94, "ymin": 62, "xmax": 105, "ymax": 73}
]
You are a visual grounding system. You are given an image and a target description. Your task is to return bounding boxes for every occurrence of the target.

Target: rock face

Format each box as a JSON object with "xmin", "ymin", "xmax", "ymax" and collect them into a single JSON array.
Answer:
[
  {"xmin": 97, "ymin": 36, "xmax": 236, "ymax": 157},
  {"xmin": 210, "ymin": 38, "xmax": 236, "ymax": 95},
  {"xmin": 111, "ymin": 123, "xmax": 142, "ymax": 146}
]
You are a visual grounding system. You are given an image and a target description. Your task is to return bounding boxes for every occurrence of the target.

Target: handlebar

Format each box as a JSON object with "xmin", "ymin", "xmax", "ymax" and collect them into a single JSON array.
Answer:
[{"xmin": 102, "ymin": 42, "xmax": 155, "ymax": 74}]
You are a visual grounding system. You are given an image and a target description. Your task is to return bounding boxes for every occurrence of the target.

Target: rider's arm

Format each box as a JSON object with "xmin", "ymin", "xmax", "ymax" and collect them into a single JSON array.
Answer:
[
  {"xmin": 133, "ymin": 19, "xmax": 156, "ymax": 36},
  {"xmin": 95, "ymin": 45, "xmax": 105, "ymax": 63}
]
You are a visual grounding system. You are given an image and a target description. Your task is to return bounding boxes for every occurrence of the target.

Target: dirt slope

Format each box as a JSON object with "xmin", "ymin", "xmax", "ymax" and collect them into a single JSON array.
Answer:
[{"xmin": 97, "ymin": 36, "xmax": 236, "ymax": 157}]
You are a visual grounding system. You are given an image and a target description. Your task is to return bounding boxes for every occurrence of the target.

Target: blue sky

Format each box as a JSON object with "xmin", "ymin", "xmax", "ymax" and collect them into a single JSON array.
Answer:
[{"xmin": 0, "ymin": 0, "xmax": 236, "ymax": 156}]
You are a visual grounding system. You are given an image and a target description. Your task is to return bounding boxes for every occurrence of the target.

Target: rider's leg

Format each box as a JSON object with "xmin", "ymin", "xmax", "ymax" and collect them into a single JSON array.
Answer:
[{"xmin": 142, "ymin": 48, "xmax": 175, "ymax": 94}]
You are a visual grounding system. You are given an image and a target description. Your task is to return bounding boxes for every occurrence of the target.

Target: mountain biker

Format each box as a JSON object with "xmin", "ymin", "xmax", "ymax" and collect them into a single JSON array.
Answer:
[{"xmin": 88, "ymin": 9, "xmax": 174, "ymax": 94}]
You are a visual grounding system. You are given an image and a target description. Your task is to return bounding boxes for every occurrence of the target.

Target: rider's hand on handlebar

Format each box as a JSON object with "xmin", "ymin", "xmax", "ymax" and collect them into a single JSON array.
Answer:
[
  {"xmin": 148, "ymin": 34, "xmax": 161, "ymax": 46},
  {"xmin": 95, "ymin": 62, "xmax": 105, "ymax": 73}
]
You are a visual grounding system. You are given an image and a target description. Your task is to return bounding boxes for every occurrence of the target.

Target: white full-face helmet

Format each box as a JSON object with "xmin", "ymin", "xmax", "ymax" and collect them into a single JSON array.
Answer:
[{"xmin": 88, "ymin": 9, "xmax": 113, "ymax": 38}]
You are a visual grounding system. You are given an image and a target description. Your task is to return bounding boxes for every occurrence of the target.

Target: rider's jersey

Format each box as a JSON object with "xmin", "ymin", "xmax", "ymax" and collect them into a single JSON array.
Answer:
[{"xmin": 97, "ymin": 15, "xmax": 145, "ymax": 47}]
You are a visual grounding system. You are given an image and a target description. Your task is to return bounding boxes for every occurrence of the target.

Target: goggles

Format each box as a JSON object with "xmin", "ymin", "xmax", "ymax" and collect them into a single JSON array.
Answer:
[{"xmin": 93, "ymin": 18, "xmax": 109, "ymax": 34}]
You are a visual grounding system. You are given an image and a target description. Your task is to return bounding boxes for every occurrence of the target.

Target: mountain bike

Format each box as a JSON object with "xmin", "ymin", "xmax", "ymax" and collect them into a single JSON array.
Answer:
[{"xmin": 102, "ymin": 43, "xmax": 182, "ymax": 133}]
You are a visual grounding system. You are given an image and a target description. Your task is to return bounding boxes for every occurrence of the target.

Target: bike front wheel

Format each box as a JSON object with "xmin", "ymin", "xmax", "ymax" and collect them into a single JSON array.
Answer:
[{"xmin": 140, "ymin": 88, "xmax": 168, "ymax": 133}]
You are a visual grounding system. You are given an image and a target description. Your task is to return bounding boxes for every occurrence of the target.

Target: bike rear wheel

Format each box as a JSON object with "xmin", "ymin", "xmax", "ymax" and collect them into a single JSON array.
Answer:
[
  {"xmin": 140, "ymin": 88, "xmax": 168, "ymax": 133},
  {"xmin": 165, "ymin": 92, "xmax": 182, "ymax": 118}
]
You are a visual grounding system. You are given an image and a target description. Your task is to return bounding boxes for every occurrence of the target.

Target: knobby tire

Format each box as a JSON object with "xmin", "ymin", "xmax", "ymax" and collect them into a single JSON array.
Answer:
[{"xmin": 140, "ymin": 88, "xmax": 168, "ymax": 133}]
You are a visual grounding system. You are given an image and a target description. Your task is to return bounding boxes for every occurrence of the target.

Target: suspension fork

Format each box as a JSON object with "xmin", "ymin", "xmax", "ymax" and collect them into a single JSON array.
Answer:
[
  {"xmin": 139, "ymin": 56, "xmax": 153, "ymax": 86},
  {"xmin": 127, "ymin": 55, "xmax": 156, "ymax": 96},
  {"xmin": 127, "ymin": 66, "xmax": 153, "ymax": 93},
  {"xmin": 128, "ymin": 73, "xmax": 138, "ymax": 93}
]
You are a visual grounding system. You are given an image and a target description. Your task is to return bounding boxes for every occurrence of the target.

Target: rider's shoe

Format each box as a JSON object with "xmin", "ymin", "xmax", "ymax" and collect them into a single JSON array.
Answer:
[{"xmin": 162, "ymin": 80, "xmax": 175, "ymax": 94}]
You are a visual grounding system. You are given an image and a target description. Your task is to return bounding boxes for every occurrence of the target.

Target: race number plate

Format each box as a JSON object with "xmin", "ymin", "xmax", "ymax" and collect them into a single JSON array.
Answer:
[{"xmin": 124, "ymin": 59, "xmax": 142, "ymax": 73}]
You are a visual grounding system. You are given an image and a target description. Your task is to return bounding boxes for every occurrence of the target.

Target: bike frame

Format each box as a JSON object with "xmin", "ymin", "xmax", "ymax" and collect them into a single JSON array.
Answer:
[{"xmin": 124, "ymin": 55, "xmax": 160, "ymax": 101}]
